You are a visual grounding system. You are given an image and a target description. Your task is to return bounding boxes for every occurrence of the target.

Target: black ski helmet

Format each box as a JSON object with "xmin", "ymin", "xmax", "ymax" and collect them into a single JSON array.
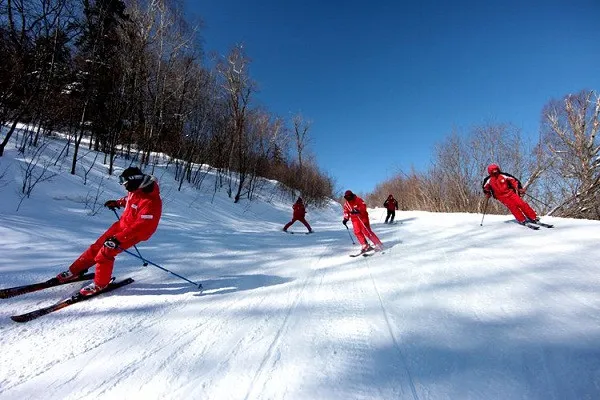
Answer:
[{"xmin": 119, "ymin": 167, "xmax": 145, "ymax": 191}]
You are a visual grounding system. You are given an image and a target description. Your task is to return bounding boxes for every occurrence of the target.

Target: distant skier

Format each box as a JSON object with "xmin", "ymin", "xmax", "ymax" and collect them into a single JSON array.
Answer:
[
  {"xmin": 482, "ymin": 163, "xmax": 538, "ymax": 225},
  {"xmin": 383, "ymin": 194, "xmax": 399, "ymax": 224},
  {"xmin": 283, "ymin": 197, "xmax": 313, "ymax": 233},
  {"xmin": 342, "ymin": 190, "xmax": 383, "ymax": 253},
  {"xmin": 56, "ymin": 167, "xmax": 162, "ymax": 296}
]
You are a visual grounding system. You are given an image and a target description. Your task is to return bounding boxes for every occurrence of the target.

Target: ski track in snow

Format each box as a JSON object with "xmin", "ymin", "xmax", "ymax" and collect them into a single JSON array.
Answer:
[
  {"xmin": 242, "ymin": 255, "xmax": 321, "ymax": 400},
  {"xmin": 363, "ymin": 248, "xmax": 419, "ymax": 400}
]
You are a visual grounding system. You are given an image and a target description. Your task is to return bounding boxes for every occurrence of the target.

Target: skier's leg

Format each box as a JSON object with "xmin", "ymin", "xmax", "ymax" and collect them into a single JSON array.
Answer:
[
  {"xmin": 93, "ymin": 238, "xmax": 139, "ymax": 287},
  {"xmin": 359, "ymin": 218, "xmax": 382, "ymax": 248},
  {"xmin": 364, "ymin": 227, "xmax": 383, "ymax": 247},
  {"xmin": 69, "ymin": 222, "xmax": 121, "ymax": 274},
  {"xmin": 283, "ymin": 218, "xmax": 297, "ymax": 231},
  {"xmin": 352, "ymin": 222, "xmax": 368, "ymax": 248},
  {"xmin": 299, "ymin": 217, "xmax": 312, "ymax": 232},
  {"xmin": 359, "ymin": 218, "xmax": 383, "ymax": 248},
  {"xmin": 515, "ymin": 197, "xmax": 538, "ymax": 221},
  {"xmin": 500, "ymin": 196, "xmax": 527, "ymax": 223}
]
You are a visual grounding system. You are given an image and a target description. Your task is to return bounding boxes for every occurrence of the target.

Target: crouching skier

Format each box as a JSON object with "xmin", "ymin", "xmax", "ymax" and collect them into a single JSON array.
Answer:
[
  {"xmin": 342, "ymin": 190, "xmax": 383, "ymax": 253},
  {"xmin": 56, "ymin": 167, "xmax": 162, "ymax": 296},
  {"xmin": 482, "ymin": 163, "xmax": 537, "ymax": 225}
]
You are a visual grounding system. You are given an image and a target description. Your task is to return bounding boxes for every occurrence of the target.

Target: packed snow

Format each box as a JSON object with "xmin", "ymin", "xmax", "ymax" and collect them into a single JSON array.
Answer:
[{"xmin": 1, "ymin": 133, "xmax": 600, "ymax": 400}]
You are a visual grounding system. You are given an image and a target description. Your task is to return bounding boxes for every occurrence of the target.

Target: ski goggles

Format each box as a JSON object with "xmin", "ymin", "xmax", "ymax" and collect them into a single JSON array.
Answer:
[{"xmin": 119, "ymin": 174, "xmax": 144, "ymax": 185}]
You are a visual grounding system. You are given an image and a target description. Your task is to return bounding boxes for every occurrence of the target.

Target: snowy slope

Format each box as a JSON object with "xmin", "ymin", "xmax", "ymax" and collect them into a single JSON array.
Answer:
[{"xmin": 1, "ymin": 135, "xmax": 600, "ymax": 400}]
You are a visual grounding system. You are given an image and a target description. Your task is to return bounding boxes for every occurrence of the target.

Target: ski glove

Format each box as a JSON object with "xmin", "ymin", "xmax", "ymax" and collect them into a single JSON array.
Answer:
[
  {"xmin": 104, "ymin": 200, "xmax": 120, "ymax": 210},
  {"xmin": 518, "ymin": 188, "xmax": 526, "ymax": 195},
  {"xmin": 103, "ymin": 236, "xmax": 120, "ymax": 249},
  {"xmin": 342, "ymin": 219, "xmax": 349, "ymax": 226}
]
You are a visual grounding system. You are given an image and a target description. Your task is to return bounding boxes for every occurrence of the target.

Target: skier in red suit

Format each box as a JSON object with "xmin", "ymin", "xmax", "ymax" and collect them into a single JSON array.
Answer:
[
  {"xmin": 283, "ymin": 197, "xmax": 313, "ymax": 233},
  {"xmin": 482, "ymin": 163, "xmax": 537, "ymax": 224},
  {"xmin": 383, "ymin": 194, "xmax": 399, "ymax": 224},
  {"xmin": 342, "ymin": 190, "xmax": 383, "ymax": 252},
  {"xmin": 57, "ymin": 167, "xmax": 162, "ymax": 295}
]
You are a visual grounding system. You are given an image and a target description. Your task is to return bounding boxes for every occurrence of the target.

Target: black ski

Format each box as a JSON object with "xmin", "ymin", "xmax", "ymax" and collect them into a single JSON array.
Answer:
[
  {"xmin": 362, "ymin": 250, "xmax": 386, "ymax": 257},
  {"xmin": 522, "ymin": 222, "xmax": 540, "ymax": 230},
  {"xmin": 0, "ymin": 273, "xmax": 95, "ymax": 299},
  {"xmin": 10, "ymin": 277, "xmax": 134, "ymax": 323},
  {"xmin": 284, "ymin": 231, "xmax": 314, "ymax": 235},
  {"xmin": 350, "ymin": 249, "xmax": 376, "ymax": 257},
  {"xmin": 528, "ymin": 220, "xmax": 554, "ymax": 228}
]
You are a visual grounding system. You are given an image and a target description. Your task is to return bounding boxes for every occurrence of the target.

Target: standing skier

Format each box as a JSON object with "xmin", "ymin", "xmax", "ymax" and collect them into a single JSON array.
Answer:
[
  {"xmin": 342, "ymin": 190, "xmax": 383, "ymax": 253},
  {"xmin": 482, "ymin": 163, "xmax": 538, "ymax": 224},
  {"xmin": 283, "ymin": 197, "xmax": 313, "ymax": 233},
  {"xmin": 56, "ymin": 167, "xmax": 162, "ymax": 295},
  {"xmin": 383, "ymin": 194, "xmax": 399, "ymax": 224}
]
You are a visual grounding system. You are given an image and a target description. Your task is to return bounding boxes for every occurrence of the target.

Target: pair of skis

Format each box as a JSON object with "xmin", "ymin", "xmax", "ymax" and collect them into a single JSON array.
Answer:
[
  {"xmin": 522, "ymin": 220, "xmax": 554, "ymax": 230},
  {"xmin": 349, "ymin": 248, "xmax": 385, "ymax": 258},
  {"xmin": 1, "ymin": 273, "xmax": 133, "ymax": 323}
]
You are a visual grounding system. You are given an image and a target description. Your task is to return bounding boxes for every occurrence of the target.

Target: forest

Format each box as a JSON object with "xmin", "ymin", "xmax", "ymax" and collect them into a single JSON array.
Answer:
[{"xmin": 1, "ymin": 0, "xmax": 599, "ymax": 219}]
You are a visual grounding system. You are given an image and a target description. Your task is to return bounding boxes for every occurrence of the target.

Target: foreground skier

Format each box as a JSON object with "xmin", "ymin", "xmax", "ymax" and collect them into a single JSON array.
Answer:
[{"xmin": 56, "ymin": 167, "xmax": 162, "ymax": 295}]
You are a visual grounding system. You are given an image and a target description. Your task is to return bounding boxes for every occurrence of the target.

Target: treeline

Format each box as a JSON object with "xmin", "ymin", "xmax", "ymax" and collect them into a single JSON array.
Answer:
[
  {"xmin": 0, "ymin": 0, "xmax": 333, "ymax": 205},
  {"xmin": 367, "ymin": 90, "xmax": 600, "ymax": 220}
]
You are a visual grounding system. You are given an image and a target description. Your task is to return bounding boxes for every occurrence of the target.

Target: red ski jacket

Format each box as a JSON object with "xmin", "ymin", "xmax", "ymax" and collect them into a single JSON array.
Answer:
[
  {"xmin": 343, "ymin": 195, "xmax": 369, "ymax": 221},
  {"xmin": 292, "ymin": 202, "xmax": 306, "ymax": 219},
  {"xmin": 483, "ymin": 173, "xmax": 521, "ymax": 199},
  {"xmin": 113, "ymin": 179, "xmax": 162, "ymax": 243},
  {"xmin": 384, "ymin": 196, "xmax": 398, "ymax": 211}
]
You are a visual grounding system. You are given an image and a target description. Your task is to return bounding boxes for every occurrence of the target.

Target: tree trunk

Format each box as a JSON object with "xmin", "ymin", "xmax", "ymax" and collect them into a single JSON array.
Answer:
[{"xmin": 0, "ymin": 119, "xmax": 21, "ymax": 156}]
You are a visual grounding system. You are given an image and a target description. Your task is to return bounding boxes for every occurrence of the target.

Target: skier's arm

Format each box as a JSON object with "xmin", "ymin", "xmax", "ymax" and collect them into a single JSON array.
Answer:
[
  {"xmin": 506, "ymin": 176, "xmax": 521, "ymax": 194},
  {"xmin": 356, "ymin": 199, "xmax": 368, "ymax": 215}
]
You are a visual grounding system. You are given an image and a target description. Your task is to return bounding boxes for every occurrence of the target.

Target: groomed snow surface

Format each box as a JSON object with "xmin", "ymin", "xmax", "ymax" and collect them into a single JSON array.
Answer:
[{"xmin": 1, "ymin": 135, "xmax": 599, "ymax": 400}]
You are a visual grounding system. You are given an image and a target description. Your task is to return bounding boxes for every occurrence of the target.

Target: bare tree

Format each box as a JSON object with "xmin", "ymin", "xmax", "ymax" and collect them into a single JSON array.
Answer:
[
  {"xmin": 216, "ymin": 44, "xmax": 256, "ymax": 203},
  {"xmin": 0, "ymin": 160, "xmax": 9, "ymax": 188},
  {"xmin": 541, "ymin": 90, "xmax": 600, "ymax": 218},
  {"xmin": 17, "ymin": 142, "xmax": 58, "ymax": 210},
  {"xmin": 368, "ymin": 122, "xmax": 541, "ymax": 214},
  {"xmin": 292, "ymin": 113, "xmax": 311, "ymax": 170},
  {"xmin": 0, "ymin": 0, "xmax": 74, "ymax": 156}
]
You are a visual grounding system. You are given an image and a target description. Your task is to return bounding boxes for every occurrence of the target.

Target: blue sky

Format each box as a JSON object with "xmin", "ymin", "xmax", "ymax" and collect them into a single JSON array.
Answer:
[{"xmin": 184, "ymin": 0, "xmax": 600, "ymax": 194}]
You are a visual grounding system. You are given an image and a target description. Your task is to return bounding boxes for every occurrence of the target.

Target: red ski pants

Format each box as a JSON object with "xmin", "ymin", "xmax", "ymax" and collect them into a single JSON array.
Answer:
[
  {"xmin": 283, "ymin": 217, "xmax": 312, "ymax": 232},
  {"xmin": 351, "ymin": 217, "xmax": 383, "ymax": 248},
  {"xmin": 69, "ymin": 221, "xmax": 140, "ymax": 287},
  {"xmin": 498, "ymin": 193, "xmax": 537, "ymax": 223}
]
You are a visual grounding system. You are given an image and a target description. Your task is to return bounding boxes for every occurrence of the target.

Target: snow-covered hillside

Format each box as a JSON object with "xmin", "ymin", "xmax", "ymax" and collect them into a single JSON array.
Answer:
[{"xmin": 1, "ymin": 134, "xmax": 600, "ymax": 400}]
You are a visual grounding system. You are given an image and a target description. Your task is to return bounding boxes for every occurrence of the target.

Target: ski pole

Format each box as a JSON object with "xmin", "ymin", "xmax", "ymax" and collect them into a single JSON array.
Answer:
[
  {"xmin": 480, "ymin": 196, "xmax": 490, "ymax": 226},
  {"xmin": 345, "ymin": 224, "xmax": 356, "ymax": 244},
  {"xmin": 120, "ymin": 248, "xmax": 202, "ymax": 290},
  {"xmin": 524, "ymin": 193, "xmax": 550, "ymax": 208},
  {"xmin": 111, "ymin": 208, "xmax": 148, "ymax": 266}
]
